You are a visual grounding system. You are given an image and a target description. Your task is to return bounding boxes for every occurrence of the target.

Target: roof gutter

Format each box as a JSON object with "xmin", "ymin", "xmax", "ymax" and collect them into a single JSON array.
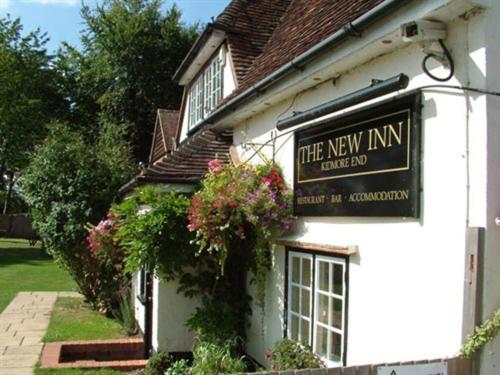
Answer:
[
  {"xmin": 188, "ymin": 0, "xmax": 414, "ymax": 136},
  {"xmin": 173, "ymin": 23, "xmax": 215, "ymax": 82}
]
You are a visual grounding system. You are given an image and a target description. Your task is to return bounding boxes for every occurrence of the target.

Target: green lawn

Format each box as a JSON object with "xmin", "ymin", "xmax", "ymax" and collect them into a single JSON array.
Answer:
[
  {"xmin": 36, "ymin": 297, "xmax": 134, "ymax": 375},
  {"xmin": 0, "ymin": 238, "xmax": 77, "ymax": 312},
  {"xmin": 35, "ymin": 369, "xmax": 128, "ymax": 375},
  {"xmin": 43, "ymin": 297, "xmax": 128, "ymax": 342}
]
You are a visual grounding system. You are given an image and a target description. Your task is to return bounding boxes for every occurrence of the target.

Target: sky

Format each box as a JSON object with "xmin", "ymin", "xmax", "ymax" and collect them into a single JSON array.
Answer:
[{"xmin": 0, "ymin": 0, "xmax": 231, "ymax": 53}]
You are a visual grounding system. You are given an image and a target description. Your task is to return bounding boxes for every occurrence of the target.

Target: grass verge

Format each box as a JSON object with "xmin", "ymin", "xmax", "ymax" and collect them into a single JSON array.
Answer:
[
  {"xmin": 43, "ymin": 297, "xmax": 128, "ymax": 342},
  {"xmin": 0, "ymin": 238, "xmax": 76, "ymax": 312},
  {"xmin": 35, "ymin": 369, "xmax": 129, "ymax": 375},
  {"xmin": 36, "ymin": 297, "xmax": 134, "ymax": 374}
]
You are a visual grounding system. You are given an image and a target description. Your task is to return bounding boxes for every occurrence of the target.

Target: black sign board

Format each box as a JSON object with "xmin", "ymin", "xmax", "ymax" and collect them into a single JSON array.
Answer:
[{"xmin": 293, "ymin": 94, "xmax": 421, "ymax": 217}]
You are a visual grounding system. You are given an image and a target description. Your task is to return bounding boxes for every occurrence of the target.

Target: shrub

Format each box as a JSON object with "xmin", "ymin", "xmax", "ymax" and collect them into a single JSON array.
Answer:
[
  {"xmin": 186, "ymin": 298, "xmax": 241, "ymax": 346},
  {"xmin": 112, "ymin": 186, "xmax": 196, "ymax": 278},
  {"xmin": 191, "ymin": 340, "xmax": 246, "ymax": 375},
  {"xmin": 267, "ymin": 339, "xmax": 324, "ymax": 371},
  {"xmin": 165, "ymin": 359, "xmax": 191, "ymax": 375},
  {"xmin": 112, "ymin": 288, "xmax": 138, "ymax": 336},
  {"xmin": 145, "ymin": 352, "xmax": 172, "ymax": 375},
  {"xmin": 21, "ymin": 122, "xmax": 135, "ymax": 305},
  {"xmin": 85, "ymin": 212, "xmax": 128, "ymax": 313}
]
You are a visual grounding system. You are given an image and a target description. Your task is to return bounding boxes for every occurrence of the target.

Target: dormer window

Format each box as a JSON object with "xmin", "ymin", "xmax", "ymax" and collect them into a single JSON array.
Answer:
[{"xmin": 188, "ymin": 47, "xmax": 225, "ymax": 129}]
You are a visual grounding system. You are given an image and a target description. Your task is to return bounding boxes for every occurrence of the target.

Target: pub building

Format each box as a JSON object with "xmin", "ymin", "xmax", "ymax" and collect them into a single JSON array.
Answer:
[{"xmin": 122, "ymin": 0, "xmax": 500, "ymax": 372}]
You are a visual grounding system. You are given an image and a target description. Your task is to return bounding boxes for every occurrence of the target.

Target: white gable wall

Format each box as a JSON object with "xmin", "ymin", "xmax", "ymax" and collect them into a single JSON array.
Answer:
[
  {"xmin": 179, "ymin": 43, "xmax": 238, "ymax": 143},
  {"xmin": 228, "ymin": 7, "xmax": 497, "ymax": 367}
]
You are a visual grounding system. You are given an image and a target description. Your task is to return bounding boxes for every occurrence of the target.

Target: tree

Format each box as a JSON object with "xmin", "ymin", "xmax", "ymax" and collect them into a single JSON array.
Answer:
[
  {"xmin": 64, "ymin": 0, "xmax": 199, "ymax": 161},
  {"xmin": 0, "ymin": 16, "xmax": 68, "ymax": 210},
  {"xmin": 20, "ymin": 122, "xmax": 135, "ymax": 296}
]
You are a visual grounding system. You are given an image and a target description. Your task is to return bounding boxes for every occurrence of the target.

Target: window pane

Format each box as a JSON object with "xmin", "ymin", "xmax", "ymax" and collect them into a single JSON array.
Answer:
[
  {"xmin": 332, "ymin": 298, "xmax": 342, "ymax": 329},
  {"xmin": 292, "ymin": 257, "xmax": 300, "ymax": 284},
  {"xmin": 301, "ymin": 289, "xmax": 310, "ymax": 316},
  {"xmin": 330, "ymin": 331, "xmax": 342, "ymax": 362},
  {"xmin": 315, "ymin": 325, "xmax": 328, "ymax": 357},
  {"xmin": 291, "ymin": 286, "xmax": 300, "ymax": 313},
  {"xmin": 333, "ymin": 263, "xmax": 343, "ymax": 295},
  {"xmin": 318, "ymin": 261, "xmax": 329, "ymax": 292},
  {"xmin": 302, "ymin": 258, "xmax": 311, "ymax": 285},
  {"xmin": 317, "ymin": 293, "xmax": 329, "ymax": 325},
  {"xmin": 290, "ymin": 315, "xmax": 298, "ymax": 341},
  {"xmin": 300, "ymin": 318, "xmax": 310, "ymax": 346}
]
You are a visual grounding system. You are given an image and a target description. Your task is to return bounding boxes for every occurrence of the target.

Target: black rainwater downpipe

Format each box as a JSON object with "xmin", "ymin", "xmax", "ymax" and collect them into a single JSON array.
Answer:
[{"xmin": 276, "ymin": 73, "xmax": 409, "ymax": 131}]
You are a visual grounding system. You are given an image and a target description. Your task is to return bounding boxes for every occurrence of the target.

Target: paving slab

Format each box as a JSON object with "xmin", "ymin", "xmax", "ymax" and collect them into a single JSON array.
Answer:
[
  {"xmin": 4, "ymin": 345, "xmax": 43, "ymax": 355},
  {"xmin": 0, "ymin": 354, "xmax": 39, "ymax": 368},
  {"xmin": 20, "ymin": 336, "xmax": 43, "ymax": 346},
  {"xmin": 0, "ymin": 291, "xmax": 81, "ymax": 374},
  {"xmin": 0, "ymin": 336, "xmax": 22, "ymax": 346},
  {"xmin": 0, "ymin": 368, "xmax": 34, "ymax": 375}
]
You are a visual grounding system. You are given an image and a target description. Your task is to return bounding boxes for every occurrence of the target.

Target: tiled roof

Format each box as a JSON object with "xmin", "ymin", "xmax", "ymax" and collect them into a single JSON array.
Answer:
[
  {"xmin": 215, "ymin": 0, "xmax": 291, "ymax": 83},
  {"xmin": 149, "ymin": 109, "xmax": 179, "ymax": 163},
  {"xmin": 120, "ymin": 129, "xmax": 233, "ymax": 193},
  {"xmin": 224, "ymin": 0, "xmax": 384, "ymax": 100}
]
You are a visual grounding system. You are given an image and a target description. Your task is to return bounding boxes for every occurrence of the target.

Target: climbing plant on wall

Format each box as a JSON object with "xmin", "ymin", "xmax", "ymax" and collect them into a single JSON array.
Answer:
[
  {"xmin": 187, "ymin": 160, "xmax": 295, "ymax": 310},
  {"xmin": 112, "ymin": 186, "xmax": 197, "ymax": 279}
]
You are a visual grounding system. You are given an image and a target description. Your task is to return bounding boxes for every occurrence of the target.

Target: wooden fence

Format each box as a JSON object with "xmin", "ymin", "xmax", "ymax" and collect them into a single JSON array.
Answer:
[
  {"xmin": 237, "ymin": 356, "xmax": 470, "ymax": 375},
  {"xmin": 0, "ymin": 214, "xmax": 38, "ymax": 242}
]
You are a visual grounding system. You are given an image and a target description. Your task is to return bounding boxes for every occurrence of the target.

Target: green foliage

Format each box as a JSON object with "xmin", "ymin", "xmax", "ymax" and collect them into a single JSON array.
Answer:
[
  {"xmin": 267, "ymin": 339, "xmax": 325, "ymax": 371},
  {"xmin": 188, "ymin": 161, "xmax": 294, "ymax": 310},
  {"xmin": 0, "ymin": 190, "xmax": 28, "ymax": 214},
  {"xmin": 111, "ymin": 288, "xmax": 138, "ymax": 336},
  {"xmin": 0, "ymin": 16, "xmax": 68, "ymax": 177},
  {"xmin": 71, "ymin": 0, "xmax": 199, "ymax": 161},
  {"xmin": 461, "ymin": 308, "xmax": 500, "ymax": 358},
  {"xmin": 191, "ymin": 340, "xmax": 246, "ymax": 375},
  {"xmin": 186, "ymin": 298, "xmax": 241, "ymax": 346},
  {"xmin": 112, "ymin": 186, "xmax": 196, "ymax": 277},
  {"xmin": 145, "ymin": 352, "xmax": 173, "ymax": 375},
  {"xmin": 85, "ymin": 213, "xmax": 128, "ymax": 313},
  {"xmin": 44, "ymin": 297, "xmax": 127, "ymax": 343},
  {"xmin": 165, "ymin": 359, "xmax": 191, "ymax": 375},
  {"xmin": 20, "ymin": 123, "xmax": 135, "ymax": 303}
]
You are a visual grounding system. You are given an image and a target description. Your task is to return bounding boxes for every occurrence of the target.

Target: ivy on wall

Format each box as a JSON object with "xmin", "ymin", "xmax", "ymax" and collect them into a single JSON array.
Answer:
[{"xmin": 461, "ymin": 308, "xmax": 500, "ymax": 358}]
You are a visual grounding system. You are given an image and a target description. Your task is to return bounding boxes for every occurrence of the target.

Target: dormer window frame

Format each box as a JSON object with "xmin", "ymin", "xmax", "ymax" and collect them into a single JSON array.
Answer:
[{"xmin": 188, "ymin": 45, "xmax": 226, "ymax": 131}]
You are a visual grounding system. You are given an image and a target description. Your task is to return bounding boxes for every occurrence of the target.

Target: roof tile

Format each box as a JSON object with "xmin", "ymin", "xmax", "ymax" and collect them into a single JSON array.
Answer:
[
  {"xmin": 149, "ymin": 109, "xmax": 179, "ymax": 163},
  {"xmin": 224, "ymin": 0, "xmax": 383, "ymax": 101}
]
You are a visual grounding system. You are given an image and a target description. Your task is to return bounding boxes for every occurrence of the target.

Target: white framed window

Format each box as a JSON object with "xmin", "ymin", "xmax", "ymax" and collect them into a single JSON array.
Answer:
[
  {"xmin": 287, "ymin": 251, "xmax": 347, "ymax": 366},
  {"xmin": 137, "ymin": 268, "xmax": 147, "ymax": 304},
  {"xmin": 187, "ymin": 48, "xmax": 224, "ymax": 130}
]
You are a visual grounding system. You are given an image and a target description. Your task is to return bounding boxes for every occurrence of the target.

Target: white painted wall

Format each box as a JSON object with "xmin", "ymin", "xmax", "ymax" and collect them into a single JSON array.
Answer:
[
  {"xmin": 152, "ymin": 277, "xmax": 201, "ymax": 353},
  {"xmin": 133, "ymin": 271, "xmax": 146, "ymax": 334},
  {"xmin": 179, "ymin": 43, "xmax": 237, "ymax": 143},
  {"xmin": 168, "ymin": 0, "xmax": 500, "ymax": 369},
  {"xmin": 231, "ymin": 9, "xmax": 494, "ymax": 367}
]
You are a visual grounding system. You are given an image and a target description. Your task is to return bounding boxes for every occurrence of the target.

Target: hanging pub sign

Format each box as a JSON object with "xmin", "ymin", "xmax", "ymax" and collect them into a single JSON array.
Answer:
[{"xmin": 293, "ymin": 94, "xmax": 421, "ymax": 217}]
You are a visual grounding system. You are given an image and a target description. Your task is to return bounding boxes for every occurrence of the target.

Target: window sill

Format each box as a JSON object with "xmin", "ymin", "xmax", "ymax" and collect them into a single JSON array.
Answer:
[{"xmin": 276, "ymin": 239, "xmax": 357, "ymax": 256}]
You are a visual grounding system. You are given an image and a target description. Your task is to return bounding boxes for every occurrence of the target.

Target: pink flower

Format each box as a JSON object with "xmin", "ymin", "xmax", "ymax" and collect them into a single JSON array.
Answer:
[{"xmin": 208, "ymin": 159, "xmax": 223, "ymax": 173}]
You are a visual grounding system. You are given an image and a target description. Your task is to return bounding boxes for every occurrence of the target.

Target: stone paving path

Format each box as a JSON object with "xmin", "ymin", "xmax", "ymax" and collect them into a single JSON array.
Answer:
[{"xmin": 0, "ymin": 291, "xmax": 81, "ymax": 375}]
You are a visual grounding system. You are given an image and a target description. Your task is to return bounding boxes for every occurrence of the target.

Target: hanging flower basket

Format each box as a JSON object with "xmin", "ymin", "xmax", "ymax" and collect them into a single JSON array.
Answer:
[{"xmin": 188, "ymin": 160, "xmax": 295, "ymax": 308}]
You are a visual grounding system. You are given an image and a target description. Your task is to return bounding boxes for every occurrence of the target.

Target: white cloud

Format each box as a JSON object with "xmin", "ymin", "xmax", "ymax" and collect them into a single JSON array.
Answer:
[
  {"xmin": 22, "ymin": 0, "xmax": 78, "ymax": 6},
  {"xmin": 0, "ymin": 0, "xmax": 12, "ymax": 11}
]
